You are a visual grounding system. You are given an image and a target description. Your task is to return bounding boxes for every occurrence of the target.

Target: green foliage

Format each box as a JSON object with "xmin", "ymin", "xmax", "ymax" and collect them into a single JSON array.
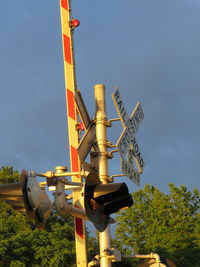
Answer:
[
  {"xmin": 2, "ymin": 166, "xmax": 199, "ymax": 266},
  {"xmin": 0, "ymin": 166, "xmax": 20, "ymax": 184},
  {"xmin": 87, "ymin": 235, "xmax": 99, "ymax": 262},
  {"xmin": 0, "ymin": 167, "xmax": 76, "ymax": 266},
  {"xmin": 114, "ymin": 184, "xmax": 200, "ymax": 267},
  {"xmin": 0, "ymin": 166, "xmax": 98, "ymax": 266},
  {"xmin": 0, "ymin": 202, "xmax": 76, "ymax": 266}
]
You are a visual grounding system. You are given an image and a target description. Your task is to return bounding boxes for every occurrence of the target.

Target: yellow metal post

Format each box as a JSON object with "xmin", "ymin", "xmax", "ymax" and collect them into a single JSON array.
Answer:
[
  {"xmin": 59, "ymin": 1, "xmax": 87, "ymax": 266},
  {"xmin": 94, "ymin": 84, "xmax": 111, "ymax": 267}
]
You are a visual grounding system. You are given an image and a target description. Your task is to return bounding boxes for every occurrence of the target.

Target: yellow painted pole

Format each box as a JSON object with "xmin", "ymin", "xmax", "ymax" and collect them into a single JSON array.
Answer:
[
  {"xmin": 94, "ymin": 84, "xmax": 111, "ymax": 267},
  {"xmin": 59, "ymin": 1, "xmax": 87, "ymax": 266}
]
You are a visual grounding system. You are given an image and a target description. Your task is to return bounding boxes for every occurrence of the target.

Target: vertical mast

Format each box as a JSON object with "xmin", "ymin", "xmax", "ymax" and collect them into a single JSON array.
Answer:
[
  {"xmin": 59, "ymin": 1, "xmax": 87, "ymax": 266},
  {"xmin": 94, "ymin": 84, "xmax": 111, "ymax": 267}
]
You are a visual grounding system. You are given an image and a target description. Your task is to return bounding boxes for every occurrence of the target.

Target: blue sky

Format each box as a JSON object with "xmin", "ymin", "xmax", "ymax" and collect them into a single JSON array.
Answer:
[{"xmin": 0, "ymin": 0, "xmax": 200, "ymax": 196}]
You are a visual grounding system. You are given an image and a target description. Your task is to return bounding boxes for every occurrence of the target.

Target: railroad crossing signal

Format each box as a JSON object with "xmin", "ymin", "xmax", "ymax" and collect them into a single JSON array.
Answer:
[
  {"xmin": 112, "ymin": 87, "xmax": 145, "ymax": 186},
  {"xmin": 0, "ymin": 170, "xmax": 52, "ymax": 229},
  {"xmin": 81, "ymin": 173, "xmax": 133, "ymax": 232},
  {"xmin": 2, "ymin": 0, "xmax": 146, "ymax": 265}
]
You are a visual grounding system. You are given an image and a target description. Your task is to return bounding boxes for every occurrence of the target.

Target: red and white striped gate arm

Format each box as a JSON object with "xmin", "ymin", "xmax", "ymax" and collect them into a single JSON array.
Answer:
[{"xmin": 59, "ymin": 1, "xmax": 87, "ymax": 266}]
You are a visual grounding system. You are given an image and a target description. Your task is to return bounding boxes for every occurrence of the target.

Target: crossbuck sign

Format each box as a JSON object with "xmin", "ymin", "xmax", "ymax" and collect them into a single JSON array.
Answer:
[{"xmin": 112, "ymin": 87, "xmax": 145, "ymax": 186}]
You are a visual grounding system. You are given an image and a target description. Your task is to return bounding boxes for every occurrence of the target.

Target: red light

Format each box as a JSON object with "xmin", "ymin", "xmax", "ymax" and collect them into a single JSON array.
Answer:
[
  {"xmin": 78, "ymin": 122, "xmax": 85, "ymax": 131},
  {"xmin": 71, "ymin": 19, "xmax": 80, "ymax": 28},
  {"xmin": 89, "ymin": 199, "xmax": 100, "ymax": 211}
]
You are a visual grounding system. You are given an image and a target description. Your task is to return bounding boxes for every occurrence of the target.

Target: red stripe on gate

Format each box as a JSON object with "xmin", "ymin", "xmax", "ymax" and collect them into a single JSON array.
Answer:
[
  {"xmin": 63, "ymin": 34, "xmax": 72, "ymax": 64},
  {"xmin": 67, "ymin": 89, "xmax": 75, "ymax": 120},
  {"xmin": 75, "ymin": 217, "xmax": 84, "ymax": 238},
  {"xmin": 61, "ymin": 0, "xmax": 69, "ymax": 10},
  {"xmin": 70, "ymin": 145, "xmax": 79, "ymax": 173}
]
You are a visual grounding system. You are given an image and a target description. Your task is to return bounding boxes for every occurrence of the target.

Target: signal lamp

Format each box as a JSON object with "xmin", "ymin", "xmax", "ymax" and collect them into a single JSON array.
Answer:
[
  {"xmin": 78, "ymin": 122, "xmax": 85, "ymax": 131},
  {"xmin": 82, "ymin": 181, "xmax": 133, "ymax": 232},
  {"xmin": 71, "ymin": 19, "xmax": 80, "ymax": 28},
  {"xmin": 0, "ymin": 169, "xmax": 52, "ymax": 229}
]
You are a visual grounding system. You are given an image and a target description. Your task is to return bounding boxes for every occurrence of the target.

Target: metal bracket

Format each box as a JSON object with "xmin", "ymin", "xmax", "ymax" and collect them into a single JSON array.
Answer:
[
  {"xmin": 109, "ymin": 149, "xmax": 118, "ymax": 155},
  {"xmin": 107, "ymin": 118, "xmax": 120, "ymax": 127},
  {"xmin": 104, "ymin": 248, "xmax": 122, "ymax": 262},
  {"xmin": 106, "ymin": 176, "xmax": 114, "ymax": 183},
  {"xmin": 90, "ymin": 151, "xmax": 113, "ymax": 159},
  {"xmin": 101, "ymin": 151, "xmax": 113, "ymax": 159},
  {"xmin": 122, "ymin": 252, "xmax": 165, "ymax": 265},
  {"xmin": 106, "ymin": 141, "xmax": 117, "ymax": 148},
  {"xmin": 88, "ymin": 255, "xmax": 100, "ymax": 267},
  {"xmin": 94, "ymin": 118, "xmax": 112, "ymax": 127}
]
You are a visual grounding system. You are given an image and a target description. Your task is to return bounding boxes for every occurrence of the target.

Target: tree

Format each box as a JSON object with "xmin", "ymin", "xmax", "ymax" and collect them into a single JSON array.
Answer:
[
  {"xmin": 0, "ymin": 201, "xmax": 77, "ymax": 267},
  {"xmin": 114, "ymin": 184, "xmax": 200, "ymax": 267},
  {"xmin": 0, "ymin": 167, "xmax": 77, "ymax": 266},
  {"xmin": 0, "ymin": 166, "xmax": 20, "ymax": 184},
  {"xmin": 0, "ymin": 166, "xmax": 99, "ymax": 266}
]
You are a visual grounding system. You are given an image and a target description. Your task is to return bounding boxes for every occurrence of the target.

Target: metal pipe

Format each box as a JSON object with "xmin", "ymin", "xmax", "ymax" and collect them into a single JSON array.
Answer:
[
  {"xmin": 108, "ymin": 118, "xmax": 120, "ymax": 122},
  {"xmin": 54, "ymin": 180, "xmax": 88, "ymax": 221},
  {"xmin": 122, "ymin": 252, "xmax": 161, "ymax": 263},
  {"xmin": 31, "ymin": 170, "xmax": 84, "ymax": 178},
  {"xmin": 40, "ymin": 180, "xmax": 83, "ymax": 187},
  {"xmin": 94, "ymin": 84, "xmax": 111, "ymax": 267},
  {"xmin": 110, "ymin": 174, "xmax": 126, "ymax": 179}
]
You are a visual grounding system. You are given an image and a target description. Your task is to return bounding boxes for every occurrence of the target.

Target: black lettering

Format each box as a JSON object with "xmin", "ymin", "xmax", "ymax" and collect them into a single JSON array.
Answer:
[
  {"xmin": 133, "ymin": 118, "xmax": 137, "ymax": 129},
  {"xmin": 134, "ymin": 144, "xmax": 139, "ymax": 154},
  {"xmin": 117, "ymin": 100, "xmax": 122, "ymax": 111},
  {"xmin": 114, "ymin": 90, "xmax": 120, "ymax": 101},
  {"xmin": 122, "ymin": 138, "xmax": 128, "ymax": 151},
  {"xmin": 138, "ymin": 106, "xmax": 144, "ymax": 119},
  {"xmin": 128, "ymin": 127, "xmax": 134, "ymax": 143},
  {"xmin": 128, "ymin": 149, "xmax": 133, "ymax": 164},
  {"xmin": 122, "ymin": 111, "xmax": 127, "ymax": 121},
  {"xmin": 134, "ymin": 113, "xmax": 140, "ymax": 125},
  {"xmin": 136, "ymin": 152, "xmax": 141, "ymax": 160},
  {"xmin": 119, "ymin": 142, "xmax": 125, "ymax": 154},
  {"xmin": 125, "ymin": 132, "xmax": 130, "ymax": 144},
  {"xmin": 129, "ymin": 119, "xmax": 136, "ymax": 134},
  {"xmin": 133, "ymin": 137, "xmax": 136, "ymax": 145},
  {"xmin": 140, "ymin": 158, "xmax": 144, "ymax": 168},
  {"xmin": 125, "ymin": 162, "xmax": 128, "ymax": 172}
]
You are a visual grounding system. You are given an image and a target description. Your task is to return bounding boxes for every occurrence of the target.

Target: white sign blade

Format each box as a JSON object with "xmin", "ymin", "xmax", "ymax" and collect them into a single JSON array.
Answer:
[
  {"xmin": 117, "ymin": 102, "xmax": 144, "ymax": 151},
  {"xmin": 120, "ymin": 158, "xmax": 140, "ymax": 186},
  {"xmin": 117, "ymin": 128, "xmax": 134, "ymax": 157},
  {"xmin": 129, "ymin": 102, "xmax": 144, "ymax": 134},
  {"xmin": 118, "ymin": 136, "xmax": 144, "ymax": 173},
  {"xmin": 112, "ymin": 87, "xmax": 129, "ymax": 127},
  {"xmin": 129, "ymin": 145, "xmax": 145, "ymax": 173}
]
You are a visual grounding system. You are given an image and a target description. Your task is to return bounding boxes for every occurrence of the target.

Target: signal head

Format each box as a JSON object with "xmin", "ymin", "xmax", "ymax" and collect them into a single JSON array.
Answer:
[
  {"xmin": 71, "ymin": 19, "xmax": 80, "ymax": 28},
  {"xmin": 82, "ymin": 171, "xmax": 133, "ymax": 232}
]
